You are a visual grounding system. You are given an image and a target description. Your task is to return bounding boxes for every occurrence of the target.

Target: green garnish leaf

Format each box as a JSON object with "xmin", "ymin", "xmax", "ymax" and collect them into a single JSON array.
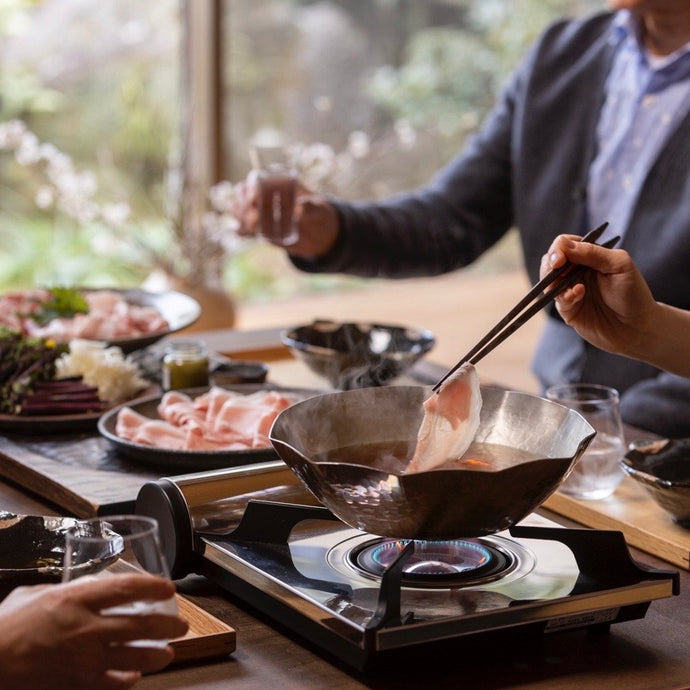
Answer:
[{"xmin": 31, "ymin": 287, "xmax": 90, "ymax": 326}]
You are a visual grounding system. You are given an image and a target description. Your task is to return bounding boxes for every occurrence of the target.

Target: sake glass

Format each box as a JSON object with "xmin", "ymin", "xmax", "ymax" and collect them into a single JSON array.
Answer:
[
  {"xmin": 62, "ymin": 515, "xmax": 178, "ymax": 648},
  {"xmin": 250, "ymin": 144, "xmax": 299, "ymax": 246},
  {"xmin": 546, "ymin": 383, "xmax": 625, "ymax": 500}
]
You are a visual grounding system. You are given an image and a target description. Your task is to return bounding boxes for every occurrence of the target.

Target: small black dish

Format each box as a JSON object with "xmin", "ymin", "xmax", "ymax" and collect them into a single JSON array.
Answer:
[
  {"xmin": 210, "ymin": 361, "xmax": 269, "ymax": 386},
  {"xmin": 622, "ymin": 439, "xmax": 690, "ymax": 529},
  {"xmin": 281, "ymin": 319, "xmax": 435, "ymax": 389}
]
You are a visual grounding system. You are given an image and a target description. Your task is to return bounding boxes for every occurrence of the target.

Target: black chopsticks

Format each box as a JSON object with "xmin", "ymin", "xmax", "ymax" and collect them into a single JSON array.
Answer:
[{"xmin": 432, "ymin": 223, "xmax": 620, "ymax": 392}]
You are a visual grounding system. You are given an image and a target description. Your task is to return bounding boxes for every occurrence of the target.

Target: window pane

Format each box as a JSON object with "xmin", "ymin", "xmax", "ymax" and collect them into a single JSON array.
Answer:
[
  {"xmin": 223, "ymin": 0, "xmax": 601, "ymax": 298},
  {"xmin": 0, "ymin": 0, "xmax": 180, "ymax": 288}
]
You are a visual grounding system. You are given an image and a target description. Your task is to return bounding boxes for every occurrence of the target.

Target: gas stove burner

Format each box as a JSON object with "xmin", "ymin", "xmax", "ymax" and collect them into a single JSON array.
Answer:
[
  {"xmin": 138, "ymin": 472, "xmax": 680, "ymax": 673},
  {"xmin": 349, "ymin": 537, "xmax": 516, "ymax": 588}
]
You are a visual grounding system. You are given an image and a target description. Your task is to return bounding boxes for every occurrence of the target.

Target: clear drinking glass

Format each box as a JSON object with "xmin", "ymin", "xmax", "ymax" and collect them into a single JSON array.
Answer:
[
  {"xmin": 250, "ymin": 144, "xmax": 299, "ymax": 246},
  {"xmin": 62, "ymin": 515, "xmax": 178, "ymax": 648},
  {"xmin": 545, "ymin": 383, "xmax": 626, "ymax": 500}
]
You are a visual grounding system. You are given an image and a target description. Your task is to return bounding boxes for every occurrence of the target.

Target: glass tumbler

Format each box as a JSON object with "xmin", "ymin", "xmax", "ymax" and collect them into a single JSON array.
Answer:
[
  {"xmin": 62, "ymin": 515, "xmax": 178, "ymax": 648},
  {"xmin": 250, "ymin": 144, "xmax": 299, "ymax": 246},
  {"xmin": 546, "ymin": 383, "xmax": 626, "ymax": 500}
]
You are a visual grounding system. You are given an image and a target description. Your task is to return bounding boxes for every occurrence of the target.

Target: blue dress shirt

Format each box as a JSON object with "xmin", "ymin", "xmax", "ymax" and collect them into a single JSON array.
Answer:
[{"xmin": 587, "ymin": 11, "xmax": 690, "ymax": 243}]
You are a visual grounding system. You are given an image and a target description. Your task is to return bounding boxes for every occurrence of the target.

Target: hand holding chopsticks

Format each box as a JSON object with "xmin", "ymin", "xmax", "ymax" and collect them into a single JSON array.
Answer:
[{"xmin": 433, "ymin": 223, "xmax": 620, "ymax": 392}]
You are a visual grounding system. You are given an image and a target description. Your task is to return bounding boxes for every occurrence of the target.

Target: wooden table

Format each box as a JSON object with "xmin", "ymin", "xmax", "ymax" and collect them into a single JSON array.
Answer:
[{"xmin": 1, "ymin": 330, "xmax": 689, "ymax": 689}]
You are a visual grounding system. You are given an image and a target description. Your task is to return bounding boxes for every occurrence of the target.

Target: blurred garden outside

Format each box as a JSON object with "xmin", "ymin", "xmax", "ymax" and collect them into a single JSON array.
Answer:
[{"xmin": 0, "ymin": 0, "xmax": 600, "ymax": 309}]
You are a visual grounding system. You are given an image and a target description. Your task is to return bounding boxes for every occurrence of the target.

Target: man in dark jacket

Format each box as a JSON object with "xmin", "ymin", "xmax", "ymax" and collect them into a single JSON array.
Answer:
[{"xmin": 236, "ymin": 1, "xmax": 690, "ymax": 437}]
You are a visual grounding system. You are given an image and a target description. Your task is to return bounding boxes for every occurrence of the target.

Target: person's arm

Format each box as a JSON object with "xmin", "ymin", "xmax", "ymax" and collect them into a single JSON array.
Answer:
[
  {"xmin": 542, "ymin": 235, "xmax": 690, "ymax": 378},
  {"xmin": 0, "ymin": 574, "xmax": 188, "ymax": 690},
  {"xmin": 233, "ymin": 52, "xmax": 522, "ymax": 279}
]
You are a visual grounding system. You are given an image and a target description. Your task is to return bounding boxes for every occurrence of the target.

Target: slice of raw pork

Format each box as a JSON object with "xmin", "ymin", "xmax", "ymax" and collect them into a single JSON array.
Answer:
[{"xmin": 406, "ymin": 362, "xmax": 482, "ymax": 473}]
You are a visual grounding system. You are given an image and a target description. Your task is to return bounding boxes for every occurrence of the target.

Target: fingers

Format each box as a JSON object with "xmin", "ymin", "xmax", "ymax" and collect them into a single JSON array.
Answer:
[
  {"xmin": 234, "ymin": 176, "xmax": 259, "ymax": 236},
  {"xmin": 545, "ymin": 234, "xmax": 632, "ymax": 274},
  {"xmin": 101, "ymin": 670, "xmax": 143, "ymax": 690},
  {"xmin": 106, "ymin": 643, "xmax": 175, "ymax": 673},
  {"xmin": 553, "ymin": 283, "xmax": 586, "ymax": 322},
  {"xmin": 68, "ymin": 574, "xmax": 176, "ymax": 611},
  {"xmin": 543, "ymin": 234, "xmax": 583, "ymax": 273},
  {"xmin": 101, "ymin": 611, "xmax": 189, "ymax": 644}
]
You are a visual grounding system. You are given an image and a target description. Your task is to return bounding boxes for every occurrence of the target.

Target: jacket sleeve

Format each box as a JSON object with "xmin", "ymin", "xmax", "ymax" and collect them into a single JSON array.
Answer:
[{"xmin": 290, "ymin": 63, "xmax": 530, "ymax": 278}]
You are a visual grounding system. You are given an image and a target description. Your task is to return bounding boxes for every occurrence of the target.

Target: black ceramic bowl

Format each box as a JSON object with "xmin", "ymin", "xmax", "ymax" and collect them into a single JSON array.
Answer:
[
  {"xmin": 622, "ymin": 439, "xmax": 690, "ymax": 528},
  {"xmin": 0, "ymin": 513, "xmax": 78, "ymax": 596},
  {"xmin": 281, "ymin": 320, "xmax": 435, "ymax": 389}
]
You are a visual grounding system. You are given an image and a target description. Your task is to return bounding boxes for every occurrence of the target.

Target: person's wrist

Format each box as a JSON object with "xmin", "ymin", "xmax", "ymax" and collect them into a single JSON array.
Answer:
[
  {"xmin": 310, "ymin": 200, "xmax": 340, "ymax": 257},
  {"xmin": 628, "ymin": 302, "xmax": 672, "ymax": 366},
  {"xmin": 288, "ymin": 196, "xmax": 340, "ymax": 259}
]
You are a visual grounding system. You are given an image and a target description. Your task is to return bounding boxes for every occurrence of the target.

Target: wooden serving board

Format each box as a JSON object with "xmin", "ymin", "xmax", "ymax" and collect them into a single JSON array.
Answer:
[
  {"xmin": 172, "ymin": 594, "xmax": 236, "ymax": 664},
  {"xmin": 0, "ymin": 433, "xmax": 162, "ymax": 517},
  {"xmin": 544, "ymin": 476, "xmax": 690, "ymax": 571}
]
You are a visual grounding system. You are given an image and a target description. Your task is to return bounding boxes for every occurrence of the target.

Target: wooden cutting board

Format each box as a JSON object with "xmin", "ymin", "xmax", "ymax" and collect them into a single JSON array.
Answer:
[
  {"xmin": 543, "ymin": 475, "xmax": 690, "ymax": 571},
  {"xmin": 171, "ymin": 594, "xmax": 236, "ymax": 664}
]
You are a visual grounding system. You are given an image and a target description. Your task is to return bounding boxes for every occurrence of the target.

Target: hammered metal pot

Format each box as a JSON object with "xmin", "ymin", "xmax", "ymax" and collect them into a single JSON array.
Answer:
[{"xmin": 269, "ymin": 386, "xmax": 595, "ymax": 539}]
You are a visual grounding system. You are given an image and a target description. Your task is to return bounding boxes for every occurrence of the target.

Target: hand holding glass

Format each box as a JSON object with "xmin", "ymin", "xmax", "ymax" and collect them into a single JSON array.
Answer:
[
  {"xmin": 546, "ymin": 383, "xmax": 625, "ymax": 500},
  {"xmin": 250, "ymin": 144, "xmax": 299, "ymax": 246},
  {"xmin": 62, "ymin": 515, "xmax": 178, "ymax": 648}
]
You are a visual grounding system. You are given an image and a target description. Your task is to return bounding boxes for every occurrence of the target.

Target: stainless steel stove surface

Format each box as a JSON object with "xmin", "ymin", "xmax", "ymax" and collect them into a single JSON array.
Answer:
[{"xmin": 137, "ymin": 462, "xmax": 680, "ymax": 671}]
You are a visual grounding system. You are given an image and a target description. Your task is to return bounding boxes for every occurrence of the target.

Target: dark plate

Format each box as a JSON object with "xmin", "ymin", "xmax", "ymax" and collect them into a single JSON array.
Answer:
[
  {"xmin": 0, "ymin": 513, "xmax": 78, "ymax": 593},
  {"xmin": 0, "ymin": 287, "xmax": 200, "ymax": 354},
  {"xmin": 94, "ymin": 288, "xmax": 201, "ymax": 353},
  {"xmin": 0, "ymin": 383, "xmax": 160, "ymax": 435},
  {"xmin": 98, "ymin": 384, "xmax": 323, "ymax": 471}
]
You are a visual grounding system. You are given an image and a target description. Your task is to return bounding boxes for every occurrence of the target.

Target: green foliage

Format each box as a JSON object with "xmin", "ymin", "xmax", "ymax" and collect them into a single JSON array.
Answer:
[
  {"xmin": 0, "ymin": 216, "xmax": 148, "ymax": 290},
  {"xmin": 30, "ymin": 287, "xmax": 89, "ymax": 325},
  {"xmin": 367, "ymin": 29, "xmax": 500, "ymax": 138}
]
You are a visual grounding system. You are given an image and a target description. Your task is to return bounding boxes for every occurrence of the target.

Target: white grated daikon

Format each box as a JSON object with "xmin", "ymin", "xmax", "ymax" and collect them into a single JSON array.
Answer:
[{"xmin": 56, "ymin": 339, "xmax": 148, "ymax": 404}]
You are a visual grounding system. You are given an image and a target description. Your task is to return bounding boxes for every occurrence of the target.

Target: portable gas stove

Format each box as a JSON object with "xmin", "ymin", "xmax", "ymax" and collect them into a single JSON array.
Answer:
[{"xmin": 137, "ymin": 461, "xmax": 679, "ymax": 671}]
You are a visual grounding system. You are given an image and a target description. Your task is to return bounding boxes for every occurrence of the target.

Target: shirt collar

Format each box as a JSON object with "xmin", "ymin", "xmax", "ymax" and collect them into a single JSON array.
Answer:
[{"xmin": 611, "ymin": 9, "xmax": 690, "ymax": 71}]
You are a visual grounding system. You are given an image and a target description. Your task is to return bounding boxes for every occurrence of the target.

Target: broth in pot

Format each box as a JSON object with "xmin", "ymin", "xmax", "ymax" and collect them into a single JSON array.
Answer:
[{"xmin": 314, "ymin": 440, "xmax": 542, "ymax": 475}]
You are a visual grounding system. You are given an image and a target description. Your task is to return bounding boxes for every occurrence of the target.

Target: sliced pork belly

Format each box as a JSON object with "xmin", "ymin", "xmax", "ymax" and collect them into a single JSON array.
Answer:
[
  {"xmin": 208, "ymin": 389, "xmax": 294, "ymax": 447},
  {"xmin": 116, "ymin": 406, "xmax": 189, "ymax": 450},
  {"xmin": 158, "ymin": 391, "xmax": 206, "ymax": 427},
  {"xmin": 114, "ymin": 387, "xmax": 300, "ymax": 451},
  {"xmin": 116, "ymin": 406, "xmax": 152, "ymax": 438},
  {"xmin": 406, "ymin": 362, "xmax": 482, "ymax": 473}
]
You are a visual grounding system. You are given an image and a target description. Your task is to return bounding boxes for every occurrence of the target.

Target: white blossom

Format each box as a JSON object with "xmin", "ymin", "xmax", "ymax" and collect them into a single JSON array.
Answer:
[
  {"xmin": 297, "ymin": 142, "xmax": 336, "ymax": 188},
  {"xmin": 208, "ymin": 181, "xmax": 236, "ymax": 213},
  {"xmin": 394, "ymin": 119, "xmax": 417, "ymax": 150},
  {"xmin": 101, "ymin": 201, "xmax": 131, "ymax": 227},
  {"xmin": 0, "ymin": 119, "xmax": 27, "ymax": 150},
  {"xmin": 44, "ymin": 150, "xmax": 74, "ymax": 178},
  {"xmin": 34, "ymin": 185, "xmax": 56, "ymax": 210},
  {"xmin": 90, "ymin": 231, "xmax": 131, "ymax": 256},
  {"xmin": 15, "ymin": 132, "xmax": 41, "ymax": 165},
  {"xmin": 313, "ymin": 95, "xmax": 333, "ymax": 112},
  {"xmin": 347, "ymin": 131, "xmax": 370, "ymax": 159}
]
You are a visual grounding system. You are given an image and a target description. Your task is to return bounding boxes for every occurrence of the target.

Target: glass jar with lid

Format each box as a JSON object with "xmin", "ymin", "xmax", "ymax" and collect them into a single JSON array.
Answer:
[{"xmin": 162, "ymin": 340, "xmax": 210, "ymax": 390}]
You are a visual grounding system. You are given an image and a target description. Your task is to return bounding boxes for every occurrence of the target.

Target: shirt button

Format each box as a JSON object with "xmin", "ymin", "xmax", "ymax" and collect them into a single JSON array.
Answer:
[
  {"xmin": 642, "ymin": 94, "xmax": 657, "ymax": 107},
  {"xmin": 622, "ymin": 175, "xmax": 634, "ymax": 191},
  {"xmin": 633, "ymin": 137, "xmax": 643, "ymax": 148},
  {"xmin": 661, "ymin": 112, "xmax": 672, "ymax": 125}
]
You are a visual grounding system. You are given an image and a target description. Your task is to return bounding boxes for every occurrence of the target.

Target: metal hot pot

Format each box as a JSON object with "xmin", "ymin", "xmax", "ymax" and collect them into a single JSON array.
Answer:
[{"xmin": 269, "ymin": 385, "xmax": 595, "ymax": 539}]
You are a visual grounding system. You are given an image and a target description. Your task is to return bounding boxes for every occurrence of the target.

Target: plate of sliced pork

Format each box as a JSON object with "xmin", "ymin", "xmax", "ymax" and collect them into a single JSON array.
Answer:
[
  {"xmin": 98, "ymin": 384, "xmax": 322, "ymax": 470},
  {"xmin": 0, "ymin": 287, "xmax": 201, "ymax": 354}
]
